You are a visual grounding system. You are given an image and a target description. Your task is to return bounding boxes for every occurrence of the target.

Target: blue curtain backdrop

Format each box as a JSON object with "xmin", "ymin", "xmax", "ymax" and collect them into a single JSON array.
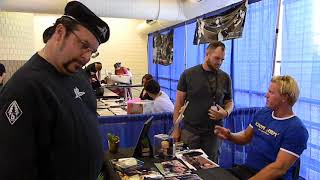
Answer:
[
  {"xmin": 281, "ymin": 0, "xmax": 320, "ymax": 179},
  {"xmin": 146, "ymin": 0, "xmax": 320, "ymax": 179},
  {"xmin": 232, "ymin": 0, "xmax": 279, "ymax": 108},
  {"xmin": 148, "ymin": 34, "xmax": 157, "ymax": 79},
  {"xmin": 148, "ymin": 27, "xmax": 186, "ymax": 102},
  {"xmin": 148, "ymin": 0, "xmax": 277, "ymax": 108}
]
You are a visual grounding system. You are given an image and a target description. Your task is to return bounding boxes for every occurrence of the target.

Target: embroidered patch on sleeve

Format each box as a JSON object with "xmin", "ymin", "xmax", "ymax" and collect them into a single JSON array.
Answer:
[{"xmin": 5, "ymin": 100, "xmax": 23, "ymax": 125}]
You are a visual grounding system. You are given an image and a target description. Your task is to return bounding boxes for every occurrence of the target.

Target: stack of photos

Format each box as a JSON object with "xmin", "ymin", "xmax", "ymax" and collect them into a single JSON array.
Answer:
[
  {"xmin": 176, "ymin": 149, "xmax": 219, "ymax": 171},
  {"xmin": 165, "ymin": 174, "xmax": 203, "ymax": 180},
  {"xmin": 111, "ymin": 157, "xmax": 144, "ymax": 173},
  {"xmin": 155, "ymin": 160, "xmax": 191, "ymax": 177}
]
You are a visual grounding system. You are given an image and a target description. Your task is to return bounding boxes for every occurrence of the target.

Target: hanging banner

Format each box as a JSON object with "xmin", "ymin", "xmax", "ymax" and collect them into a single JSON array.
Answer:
[
  {"xmin": 153, "ymin": 30, "xmax": 174, "ymax": 66},
  {"xmin": 194, "ymin": 0, "xmax": 248, "ymax": 45}
]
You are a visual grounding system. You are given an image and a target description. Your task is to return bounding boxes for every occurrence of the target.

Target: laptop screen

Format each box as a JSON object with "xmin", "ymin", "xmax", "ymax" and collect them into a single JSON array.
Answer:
[{"xmin": 133, "ymin": 116, "xmax": 153, "ymax": 157}]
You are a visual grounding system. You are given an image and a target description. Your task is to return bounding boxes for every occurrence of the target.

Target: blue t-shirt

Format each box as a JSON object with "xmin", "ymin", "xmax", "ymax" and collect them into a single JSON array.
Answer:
[{"xmin": 245, "ymin": 108, "xmax": 308, "ymax": 180}]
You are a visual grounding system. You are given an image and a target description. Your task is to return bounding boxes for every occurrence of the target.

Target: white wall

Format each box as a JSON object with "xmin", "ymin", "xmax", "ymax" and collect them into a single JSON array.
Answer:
[
  {"xmin": 0, "ymin": 12, "xmax": 34, "ymax": 61},
  {"xmin": 97, "ymin": 17, "xmax": 148, "ymax": 85},
  {"xmin": 33, "ymin": 14, "xmax": 59, "ymax": 52},
  {"xmin": 0, "ymin": 12, "xmax": 35, "ymax": 81}
]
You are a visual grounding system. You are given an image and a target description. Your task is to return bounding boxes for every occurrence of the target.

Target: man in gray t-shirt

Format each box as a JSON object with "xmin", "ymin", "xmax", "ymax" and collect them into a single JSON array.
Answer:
[{"xmin": 172, "ymin": 41, "xmax": 234, "ymax": 162}]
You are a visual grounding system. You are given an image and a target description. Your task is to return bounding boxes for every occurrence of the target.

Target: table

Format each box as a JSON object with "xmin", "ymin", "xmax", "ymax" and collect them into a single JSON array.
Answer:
[
  {"xmin": 103, "ymin": 84, "xmax": 143, "ymax": 101},
  {"xmin": 103, "ymin": 149, "xmax": 239, "ymax": 180},
  {"xmin": 103, "ymin": 88, "xmax": 119, "ymax": 98},
  {"xmin": 97, "ymin": 99, "xmax": 127, "ymax": 116}
]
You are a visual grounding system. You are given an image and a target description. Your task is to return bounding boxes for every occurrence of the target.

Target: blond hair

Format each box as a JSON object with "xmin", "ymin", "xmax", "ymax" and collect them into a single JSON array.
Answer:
[{"xmin": 271, "ymin": 75, "xmax": 300, "ymax": 106}]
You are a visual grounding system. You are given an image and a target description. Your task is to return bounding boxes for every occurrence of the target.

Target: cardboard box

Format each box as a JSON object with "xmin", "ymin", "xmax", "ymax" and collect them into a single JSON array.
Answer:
[{"xmin": 127, "ymin": 100, "xmax": 153, "ymax": 114}]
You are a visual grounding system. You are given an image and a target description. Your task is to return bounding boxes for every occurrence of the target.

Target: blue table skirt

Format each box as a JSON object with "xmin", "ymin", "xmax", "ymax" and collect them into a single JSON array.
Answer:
[
  {"xmin": 98, "ymin": 107, "xmax": 263, "ymax": 168},
  {"xmin": 98, "ymin": 112, "xmax": 173, "ymax": 152}
]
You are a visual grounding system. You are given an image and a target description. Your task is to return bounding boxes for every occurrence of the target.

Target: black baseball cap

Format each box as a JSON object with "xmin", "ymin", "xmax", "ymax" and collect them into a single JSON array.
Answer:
[{"xmin": 44, "ymin": 1, "xmax": 110, "ymax": 44}]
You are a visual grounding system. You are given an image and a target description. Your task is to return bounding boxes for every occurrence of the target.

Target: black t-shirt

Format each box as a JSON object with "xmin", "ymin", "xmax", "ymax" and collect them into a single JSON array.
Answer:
[
  {"xmin": 177, "ymin": 64, "xmax": 232, "ymax": 135},
  {"xmin": 0, "ymin": 53, "xmax": 103, "ymax": 180},
  {"xmin": 85, "ymin": 62, "xmax": 101, "ymax": 90}
]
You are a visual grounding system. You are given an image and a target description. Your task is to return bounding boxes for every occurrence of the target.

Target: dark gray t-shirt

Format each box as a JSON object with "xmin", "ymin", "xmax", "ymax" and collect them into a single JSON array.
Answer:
[{"xmin": 177, "ymin": 64, "xmax": 232, "ymax": 135}]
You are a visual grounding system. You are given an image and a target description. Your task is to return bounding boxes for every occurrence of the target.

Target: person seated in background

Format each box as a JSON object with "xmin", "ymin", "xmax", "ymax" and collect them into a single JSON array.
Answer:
[
  {"xmin": 114, "ymin": 62, "xmax": 129, "ymax": 76},
  {"xmin": 102, "ymin": 76, "xmax": 125, "ymax": 97},
  {"xmin": 114, "ymin": 62, "xmax": 132, "ymax": 98},
  {"xmin": 85, "ymin": 62, "xmax": 102, "ymax": 90},
  {"xmin": 0, "ymin": 63, "xmax": 6, "ymax": 90},
  {"xmin": 214, "ymin": 75, "xmax": 309, "ymax": 180},
  {"xmin": 139, "ymin": 74, "xmax": 153, "ymax": 100},
  {"xmin": 144, "ymin": 79, "xmax": 174, "ymax": 113}
]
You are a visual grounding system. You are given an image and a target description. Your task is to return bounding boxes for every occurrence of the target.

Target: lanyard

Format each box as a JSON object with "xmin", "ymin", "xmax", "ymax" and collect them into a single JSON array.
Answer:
[{"xmin": 202, "ymin": 66, "xmax": 218, "ymax": 105}]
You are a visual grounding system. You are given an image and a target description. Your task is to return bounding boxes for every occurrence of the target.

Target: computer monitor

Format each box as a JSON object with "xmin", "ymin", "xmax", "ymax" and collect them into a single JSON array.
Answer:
[{"xmin": 133, "ymin": 116, "xmax": 153, "ymax": 158}]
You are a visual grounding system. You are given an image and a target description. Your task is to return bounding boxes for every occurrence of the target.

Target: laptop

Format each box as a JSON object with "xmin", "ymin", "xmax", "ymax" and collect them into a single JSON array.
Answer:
[{"xmin": 133, "ymin": 116, "xmax": 154, "ymax": 158}]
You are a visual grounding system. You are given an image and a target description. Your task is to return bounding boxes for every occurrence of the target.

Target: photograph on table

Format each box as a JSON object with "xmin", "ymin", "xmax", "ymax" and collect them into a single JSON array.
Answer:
[
  {"xmin": 193, "ymin": 0, "xmax": 247, "ymax": 44},
  {"xmin": 165, "ymin": 174, "xmax": 203, "ymax": 180},
  {"xmin": 117, "ymin": 167, "xmax": 163, "ymax": 180},
  {"xmin": 180, "ymin": 155, "xmax": 218, "ymax": 171},
  {"xmin": 176, "ymin": 149, "xmax": 218, "ymax": 171},
  {"xmin": 155, "ymin": 160, "xmax": 191, "ymax": 177}
]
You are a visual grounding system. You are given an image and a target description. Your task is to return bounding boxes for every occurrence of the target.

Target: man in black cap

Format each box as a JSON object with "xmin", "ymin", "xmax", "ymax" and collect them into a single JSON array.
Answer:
[{"xmin": 0, "ymin": 1, "xmax": 109, "ymax": 180}]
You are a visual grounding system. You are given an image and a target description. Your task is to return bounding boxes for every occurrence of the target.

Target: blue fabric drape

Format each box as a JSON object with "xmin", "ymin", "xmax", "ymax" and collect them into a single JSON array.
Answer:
[
  {"xmin": 148, "ymin": 34, "xmax": 158, "ymax": 80},
  {"xmin": 98, "ymin": 108, "xmax": 261, "ymax": 168},
  {"xmin": 147, "ymin": 1, "xmax": 275, "ymax": 108},
  {"xmin": 220, "ymin": 107, "xmax": 263, "ymax": 167},
  {"xmin": 232, "ymin": 0, "xmax": 279, "ymax": 108},
  {"xmin": 185, "ymin": 22, "xmax": 206, "ymax": 68},
  {"xmin": 281, "ymin": 0, "xmax": 320, "ymax": 179},
  {"xmin": 147, "ymin": 27, "xmax": 186, "ymax": 102},
  {"xmin": 147, "ymin": 23, "xmax": 233, "ymax": 102},
  {"xmin": 170, "ymin": 26, "xmax": 186, "ymax": 102},
  {"xmin": 98, "ymin": 112, "xmax": 173, "ymax": 151}
]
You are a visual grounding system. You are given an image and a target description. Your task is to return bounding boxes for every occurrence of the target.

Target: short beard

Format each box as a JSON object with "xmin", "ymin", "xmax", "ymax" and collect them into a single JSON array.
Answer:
[
  {"xmin": 63, "ymin": 59, "xmax": 81, "ymax": 74},
  {"xmin": 206, "ymin": 60, "xmax": 216, "ymax": 71}
]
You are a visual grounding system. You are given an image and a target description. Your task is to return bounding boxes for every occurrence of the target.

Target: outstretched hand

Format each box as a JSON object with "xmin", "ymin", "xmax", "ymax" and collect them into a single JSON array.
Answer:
[{"xmin": 214, "ymin": 125, "xmax": 231, "ymax": 140}]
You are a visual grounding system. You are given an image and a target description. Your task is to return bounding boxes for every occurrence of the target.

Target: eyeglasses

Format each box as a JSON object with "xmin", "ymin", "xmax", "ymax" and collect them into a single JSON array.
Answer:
[{"xmin": 70, "ymin": 30, "xmax": 99, "ymax": 58}]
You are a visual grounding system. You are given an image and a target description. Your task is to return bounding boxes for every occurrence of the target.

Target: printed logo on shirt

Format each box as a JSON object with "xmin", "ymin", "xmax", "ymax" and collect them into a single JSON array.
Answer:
[
  {"xmin": 74, "ymin": 87, "xmax": 85, "ymax": 100},
  {"xmin": 5, "ymin": 100, "xmax": 23, "ymax": 125},
  {"xmin": 255, "ymin": 122, "xmax": 279, "ymax": 137}
]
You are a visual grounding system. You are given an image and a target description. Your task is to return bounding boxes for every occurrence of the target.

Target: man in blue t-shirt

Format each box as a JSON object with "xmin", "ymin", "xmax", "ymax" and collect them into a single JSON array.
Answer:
[{"xmin": 214, "ymin": 75, "xmax": 309, "ymax": 180}]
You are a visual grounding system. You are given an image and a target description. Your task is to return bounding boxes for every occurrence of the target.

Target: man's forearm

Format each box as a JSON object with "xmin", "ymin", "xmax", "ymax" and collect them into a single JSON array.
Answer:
[
  {"xmin": 249, "ymin": 162, "xmax": 286, "ymax": 180},
  {"xmin": 224, "ymin": 101, "xmax": 234, "ymax": 117},
  {"xmin": 228, "ymin": 131, "xmax": 251, "ymax": 145},
  {"xmin": 173, "ymin": 103, "xmax": 183, "ymax": 125}
]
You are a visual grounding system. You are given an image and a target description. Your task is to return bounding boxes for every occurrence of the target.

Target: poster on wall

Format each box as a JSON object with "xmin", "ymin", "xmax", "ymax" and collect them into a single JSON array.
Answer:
[
  {"xmin": 153, "ymin": 30, "xmax": 173, "ymax": 66},
  {"xmin": 193, "ymin": 0, "xmax": 248, "ymax": 45}
]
